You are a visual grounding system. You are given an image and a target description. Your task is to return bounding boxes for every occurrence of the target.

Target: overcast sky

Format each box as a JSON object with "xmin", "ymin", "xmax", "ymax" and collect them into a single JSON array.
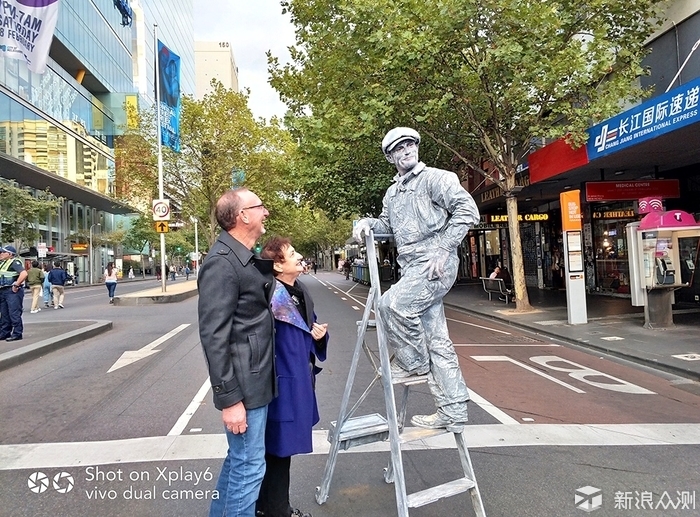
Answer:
[{"xmin": 193, "ymin": 1, "xmax": 296, "ymax": 121}]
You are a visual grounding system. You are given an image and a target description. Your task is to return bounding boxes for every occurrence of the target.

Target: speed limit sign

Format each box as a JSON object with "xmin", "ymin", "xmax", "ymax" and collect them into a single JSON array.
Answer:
[{"xmin": 152, "ymin": 199, "xmax": 171, "ymax": 221}]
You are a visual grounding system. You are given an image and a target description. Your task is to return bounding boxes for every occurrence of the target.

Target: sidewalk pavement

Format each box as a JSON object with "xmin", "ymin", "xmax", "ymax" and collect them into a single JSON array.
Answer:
[
  {"xmin": 0, "ymin": 278, "xmax": 199, "ymax": 371},
  {"xmin": 443, "ymin": 282, "xmax": 700, "ymax": 381},
  {"xmin": 5, "ymin": 272, "xmax": 700, "ymax": 382}
]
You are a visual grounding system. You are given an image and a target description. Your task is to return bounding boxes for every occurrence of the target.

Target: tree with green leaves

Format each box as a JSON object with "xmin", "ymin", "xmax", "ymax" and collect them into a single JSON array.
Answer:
[
  {"xmin": 270, "ymin": 0, "xmax": 664, "ymax": 310},
  {"xmin": 117, "ymin": 81, "xmax": 300, "ymax": 248},
  {"xmin": 0, "ymin": 181, "xmax": 61, "ymax": 251}
]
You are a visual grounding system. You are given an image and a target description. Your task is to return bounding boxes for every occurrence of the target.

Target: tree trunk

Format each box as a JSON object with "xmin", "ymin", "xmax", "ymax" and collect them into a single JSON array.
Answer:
[{"xmin": 506, "ymin": 187, "xmax": 533, "ymax": 312}]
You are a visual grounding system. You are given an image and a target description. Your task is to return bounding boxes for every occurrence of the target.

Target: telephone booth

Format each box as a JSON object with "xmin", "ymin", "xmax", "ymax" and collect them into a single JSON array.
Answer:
[{"xmin": 627, "ymin": 209, "xmax": 700, "ymax": 328}]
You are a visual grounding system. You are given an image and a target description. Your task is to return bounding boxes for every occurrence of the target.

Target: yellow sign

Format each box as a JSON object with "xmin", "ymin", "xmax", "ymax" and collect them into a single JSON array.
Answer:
[{"xmin": 155, "ymin": 222, "xmax": 169, "ymax": 233}]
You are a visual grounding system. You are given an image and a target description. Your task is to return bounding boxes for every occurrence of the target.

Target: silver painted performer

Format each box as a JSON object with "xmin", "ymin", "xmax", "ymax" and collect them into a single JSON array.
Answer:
[{"xmin": 353, "ymin": 127, "xmax": 480, "ymax": 429}]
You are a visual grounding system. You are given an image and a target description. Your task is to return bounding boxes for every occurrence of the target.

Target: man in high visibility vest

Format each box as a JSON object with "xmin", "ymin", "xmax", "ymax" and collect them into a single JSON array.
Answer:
[{"xmin": 0, "ymin": 245, "xmax": 28, "ymax": 341}]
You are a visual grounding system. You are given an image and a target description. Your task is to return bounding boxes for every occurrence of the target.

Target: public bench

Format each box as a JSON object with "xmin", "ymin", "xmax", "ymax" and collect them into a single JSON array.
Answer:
[{"xmin": 479, "ymin": 277, "xmax": 513, "ymax": 304}]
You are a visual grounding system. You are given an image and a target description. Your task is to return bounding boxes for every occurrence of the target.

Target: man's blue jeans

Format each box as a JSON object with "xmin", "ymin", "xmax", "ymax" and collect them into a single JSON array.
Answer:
[{"xmin": 209, "ymin": 405, "xmax": 268, "ymax": 517}]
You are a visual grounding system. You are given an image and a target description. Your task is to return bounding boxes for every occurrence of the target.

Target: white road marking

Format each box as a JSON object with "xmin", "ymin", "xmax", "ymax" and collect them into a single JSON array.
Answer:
[
  {"xmin": 472, "ymin": 355, "xmax": 586, "ymax": 393},
  {"xmin": 4, "ymin": 423, "xmax": 700, "ymax": 470},
  {"xmin": 454, "ymin": 343, "xmax": 560, "ymax": 347},
  {"xmin": 107, "ymin": 324, "xmax": 190, "ymax": 373},
  {"xmin": 468, "ymin": 388, "xmax": 520, "ymax": 425},
  {"xmin": 352, "ymin": 306, "xmax": 360, "ymax": 311},
  {"xmin": 529, "ymin": 356, "xmax": 655, "ymax": 394},
  {"xmin": 189, "ymin": 428, "xmax": 202, "ymax": 433},
  {"xmin": 168, "ymin": 377, "xmax": 212, "ymax": 436},
  {"xmin": 446, "ymin": 317, "xmax": 511, "ymax": 335}
]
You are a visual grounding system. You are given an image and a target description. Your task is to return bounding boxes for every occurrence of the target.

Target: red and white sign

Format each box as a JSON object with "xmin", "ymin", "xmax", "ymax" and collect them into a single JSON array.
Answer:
[
  {"xmin": 152, "ymin": 199, "xmax": 171, "ymax": 221},
  {"xmin": 585, "ymin": 180, "xmax": 680, "ymax": 202}
]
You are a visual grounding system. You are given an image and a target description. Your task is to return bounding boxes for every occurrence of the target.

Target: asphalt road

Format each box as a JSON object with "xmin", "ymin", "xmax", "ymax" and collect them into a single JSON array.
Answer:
[{"xmin": 1, "ymin": 272, "xmax": 699, "ymax": 516}]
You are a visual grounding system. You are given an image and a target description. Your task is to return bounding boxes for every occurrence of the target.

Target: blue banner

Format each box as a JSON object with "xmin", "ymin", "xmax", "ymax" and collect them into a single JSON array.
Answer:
[
  {"xmin": 158, "ymin": 40, "xmax": 180, "ymax": 152},
  {"xmin": 587, "ymin": 76, "xmax": 700, "ymax": 160}
]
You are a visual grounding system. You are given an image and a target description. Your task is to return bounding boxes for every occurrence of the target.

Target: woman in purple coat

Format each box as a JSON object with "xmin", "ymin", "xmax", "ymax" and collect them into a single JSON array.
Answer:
[{"xmin": 257, "ymin": 237, "xmax": 328, "ymax": 517}]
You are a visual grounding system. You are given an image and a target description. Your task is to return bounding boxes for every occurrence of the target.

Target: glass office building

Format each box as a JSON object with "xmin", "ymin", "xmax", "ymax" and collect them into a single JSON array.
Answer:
[{"xmin": 0, "ymin": 0, "xmax": 195, "ymax": 283}]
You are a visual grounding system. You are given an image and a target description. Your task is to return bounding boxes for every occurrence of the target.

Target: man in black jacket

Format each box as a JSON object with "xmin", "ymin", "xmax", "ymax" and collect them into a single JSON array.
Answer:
[
  {"xmin": 198, "ymin": 188, "xmax": 276, "ymax": 517},
  {"xmin": 48, "ymin": 262, "xmax": 68, "ymax": 309}
]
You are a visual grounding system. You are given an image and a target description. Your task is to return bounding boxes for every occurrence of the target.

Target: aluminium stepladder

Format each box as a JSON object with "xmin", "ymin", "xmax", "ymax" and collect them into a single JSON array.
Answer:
[{"xmin": 315, "ymin": 231, "xmax": 486, "ymax": 517}]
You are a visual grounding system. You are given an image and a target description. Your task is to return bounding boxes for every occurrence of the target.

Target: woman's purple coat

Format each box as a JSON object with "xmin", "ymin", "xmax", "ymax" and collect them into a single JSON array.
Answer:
[{"xmin": 265, "ymin": 280, "xmax": 328, "ymax": 457}]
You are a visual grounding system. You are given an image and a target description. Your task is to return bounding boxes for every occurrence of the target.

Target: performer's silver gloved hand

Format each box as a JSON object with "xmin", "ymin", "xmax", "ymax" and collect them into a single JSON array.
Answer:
[
  {"xmin": 352, "ymin": 219, "xmax": 371, "ymax": 243},
  {"xmin": 425, "ymin": 248, "xmax": 450, "ymax": 280}
]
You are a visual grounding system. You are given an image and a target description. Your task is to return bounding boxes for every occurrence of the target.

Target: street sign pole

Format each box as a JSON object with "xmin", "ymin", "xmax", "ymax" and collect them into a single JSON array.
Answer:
[{"xmin": 154, "ymin": 24, "xmax": 166, "ymax": 293}]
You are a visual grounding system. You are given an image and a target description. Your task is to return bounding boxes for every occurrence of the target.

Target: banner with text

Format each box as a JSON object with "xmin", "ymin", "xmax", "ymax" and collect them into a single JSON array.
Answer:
[
  {"xmin": 157, "ymin": 40, "xmax": 180, "ymax": 152},
  {"xmin": 0, "ymin": 0, "xmax": 61, "ymax": 74}
]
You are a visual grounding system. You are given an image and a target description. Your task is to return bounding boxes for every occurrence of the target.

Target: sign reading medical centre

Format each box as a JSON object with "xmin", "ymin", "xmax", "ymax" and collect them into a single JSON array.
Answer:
[
  {"xmin": 587, "ymin": 75, "xmax": 700, "ymax": 160},
  {"xmin": 585, "ymin": 179, "xmax": 680, "ymax": 202},
  {"xmin": 0, "ymin": 0, "xmax": 61, "ymax": 74}
]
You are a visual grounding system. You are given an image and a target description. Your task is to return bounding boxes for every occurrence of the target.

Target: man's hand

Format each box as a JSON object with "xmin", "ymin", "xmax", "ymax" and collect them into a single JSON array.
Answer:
[
  {"xmin": 424, "ymin": 248, "xmax": 450, "ymax": 280},
  {"xmin": 352, "ymin": 219, "xmax": 371, "ymax": 243},
  {"xmin": 222, "ymin": 401, "xmax": 248, "ymax": 434}
]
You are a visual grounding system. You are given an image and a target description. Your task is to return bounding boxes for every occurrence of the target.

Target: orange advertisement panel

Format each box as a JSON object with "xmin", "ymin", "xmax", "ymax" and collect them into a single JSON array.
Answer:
[{"xmin": 560, "ymin": 190, "xmax": 582, "ymax": 231}]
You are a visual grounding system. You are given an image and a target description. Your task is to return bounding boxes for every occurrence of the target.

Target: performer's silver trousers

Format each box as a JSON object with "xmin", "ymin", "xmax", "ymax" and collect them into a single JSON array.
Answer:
[{"xmin": 378, "ymin": 255, "xmax": 469, "ymax": 418}]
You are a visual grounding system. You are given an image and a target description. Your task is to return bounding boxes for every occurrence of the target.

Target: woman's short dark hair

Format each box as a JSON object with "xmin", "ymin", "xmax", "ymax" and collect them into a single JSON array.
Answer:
[
  {"xmin": 261, "ymin": 236, "xmax": 291, "ymax": 276},
  {"xmin": 216, "ymin": 188, "xmax": 248, "ymax": 231}
]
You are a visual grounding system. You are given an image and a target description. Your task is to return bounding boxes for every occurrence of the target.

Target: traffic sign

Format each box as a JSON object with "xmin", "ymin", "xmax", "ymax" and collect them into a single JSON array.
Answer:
[
  {"xmin": 37, "ymin": 242, "xmax": 47, "ymax": 258},
  {"xmin": 152, "ymin": 199, "xmax": 171, "ymax": 221},
  {"xmin": 155, "ymin": 221, "xmax": 169, "ymax": 233}
]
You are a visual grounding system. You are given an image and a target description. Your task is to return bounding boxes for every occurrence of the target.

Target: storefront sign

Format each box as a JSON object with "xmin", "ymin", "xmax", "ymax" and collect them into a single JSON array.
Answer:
[
  {"xmin": 561, "ymin": 190, "xmax": 582, "ymax": 231},
  {"xmin": 588, "ymin": 76, "xmax": 700, "ymax": 160},
  {"xmin": 592, "ymin": 209, "xmax": 636, "ymax": 219},
  {"xmin": 71, "ymin": 243, "xmax": 88, "ymax": 252},
  {"xmin": 585, "ymin": 179, "xmax": 680, "ymax": 201},
  {"xmin": 478, "ymin": 174, "xmax": 531, "ymax": 203},
  {"xmin": 489, "ymin": 213, "xmax": 549, "ymax": 223}
]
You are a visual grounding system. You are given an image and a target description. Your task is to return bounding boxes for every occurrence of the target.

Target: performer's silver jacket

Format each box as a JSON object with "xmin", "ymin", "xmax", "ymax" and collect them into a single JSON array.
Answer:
[{"xmin": 368, "ymin": 162, "xmax": 480, "ymax": 265}]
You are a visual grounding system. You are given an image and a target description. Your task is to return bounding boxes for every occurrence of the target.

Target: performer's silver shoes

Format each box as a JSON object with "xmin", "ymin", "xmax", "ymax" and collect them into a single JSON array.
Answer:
[
  {"xmin": 411, "ymin": 411, "xmax": 467, "ymax": 429},
  {"xmin": 390, "ymin": 361, "xmax": 429, "ymax": 379}
]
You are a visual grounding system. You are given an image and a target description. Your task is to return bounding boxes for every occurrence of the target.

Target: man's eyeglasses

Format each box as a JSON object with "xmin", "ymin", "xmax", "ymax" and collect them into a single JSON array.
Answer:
[{"xmin": 241, "ymin": 203, "xmax": 266, "ymax": 212}]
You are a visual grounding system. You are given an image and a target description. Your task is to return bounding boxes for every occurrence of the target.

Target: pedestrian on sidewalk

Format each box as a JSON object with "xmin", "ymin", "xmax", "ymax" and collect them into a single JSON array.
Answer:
[
  {"xmin": 42, "ymin": 264, "xmax": 51, "ymax": 307},
  {"xmin": 353, "ymin": 127, "xmax": 480, "ymax": 430},
  {"xmin": 48, "ymin": 261, "xmax": 67, "ymax": 309},
  {"xmin": 0, "ymin": 245, "xmax": 28, "ymax": 341},
  {"xmin": 197, "ymin": 188, "xmax": 276, "ymax": 517},
  {"xmin": 104, "ymin": 262, "xmax": 118, "ymax": 304},
  {"xmin": 27, "ymin": 260, "xmax": 45, "ymax": 313},
  {"xmin": 184, "ymin": 265, "xmax": 191, "ymax": 280},
  {"xmin": 128, "ymin": 266, "xmax": 135, "ymax": 279},
  {"xmin": 257, "ymin": 236, "xmax": 328, "ymax": 517}
]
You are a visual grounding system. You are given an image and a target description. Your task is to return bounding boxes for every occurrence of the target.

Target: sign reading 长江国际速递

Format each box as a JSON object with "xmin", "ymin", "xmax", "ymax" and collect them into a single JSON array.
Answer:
[
  {"xmin": 0, "ymin": 0, "xmax": 61, "ymax": 74},
  {"xmin": 587, "ymin": 75, "xmax": 700, "ymax": 160}
]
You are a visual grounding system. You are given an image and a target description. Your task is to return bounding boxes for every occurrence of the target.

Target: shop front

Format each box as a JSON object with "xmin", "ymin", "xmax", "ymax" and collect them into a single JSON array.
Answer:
[{"xmin": 472, "ymin": 212, "xmax": 557, "ymax": 288}]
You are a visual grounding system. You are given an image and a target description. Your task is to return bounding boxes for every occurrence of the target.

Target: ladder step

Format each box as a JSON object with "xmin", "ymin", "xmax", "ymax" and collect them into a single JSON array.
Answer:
[
  {"xmin": 399, "ymin": 426, "xmax": 448, "ymax": 443},
  {"xmin": 329, "ymin": 413, "xmax": 389, "ymax": 450},
  {"xmin": 407, "ymin": 478, "xmax": 476, "ymax": 508}
]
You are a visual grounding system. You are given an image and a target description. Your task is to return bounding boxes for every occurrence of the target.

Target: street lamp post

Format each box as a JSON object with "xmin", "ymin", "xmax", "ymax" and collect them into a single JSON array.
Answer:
[
  {"xmin": 190, "ymin": 216, "xmax": 199, "ymax": 275},
  {"xmin": 194, "ymin": 220, "xmax": 200, "ymax": 274},
  {"xmin": 89, "ymin": 223, "xmax": 101, "ymax": 284}
]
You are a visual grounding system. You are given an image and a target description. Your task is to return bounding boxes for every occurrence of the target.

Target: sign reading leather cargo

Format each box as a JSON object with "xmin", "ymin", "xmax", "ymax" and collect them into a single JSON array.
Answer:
[{"xmin": 585, "ymin": 179, "xmax": 680, "ymax": 201}]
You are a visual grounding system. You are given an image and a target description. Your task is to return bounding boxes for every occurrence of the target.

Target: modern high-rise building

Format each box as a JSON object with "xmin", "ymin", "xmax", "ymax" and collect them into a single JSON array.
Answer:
[
  {"xmin": 194, "ymin": 40, "xmax": 239, "ymax": 99},
  {"xmin": 0, "ymin": 0, "xmax": 194, "ymax": 283}
]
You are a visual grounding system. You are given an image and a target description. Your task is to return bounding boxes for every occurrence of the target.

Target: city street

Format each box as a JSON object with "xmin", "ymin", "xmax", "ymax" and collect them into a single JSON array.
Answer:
[{"xmin": 1, "ymin": 272, "xmax": 699, "ymax": 516}]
